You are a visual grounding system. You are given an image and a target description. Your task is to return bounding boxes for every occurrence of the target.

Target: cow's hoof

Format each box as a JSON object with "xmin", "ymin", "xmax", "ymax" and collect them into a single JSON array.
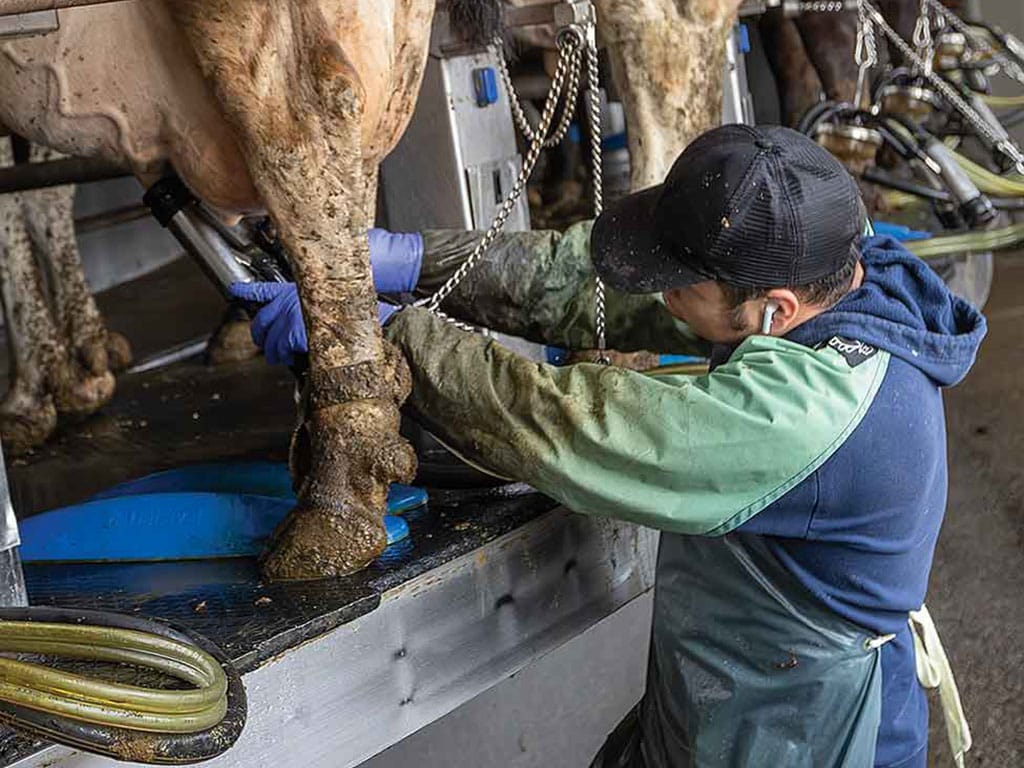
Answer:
[
  {"xmin": 260, "ymin": 501, "xmax": 387, "ymax": 581},
  {"xmin": 207, "ymin": 309, "xmax": 259, "ymax": 366},
  {"xmin": 0, "ymin": 397, "xmax": 57, "ymax": 455},
  {"xmin": 53, "ymin": 369, "xmax": 115, "ymax": 418},
  {"xmin": 105, "ymin": 331, "xmax": 133, "ymax": 372}
]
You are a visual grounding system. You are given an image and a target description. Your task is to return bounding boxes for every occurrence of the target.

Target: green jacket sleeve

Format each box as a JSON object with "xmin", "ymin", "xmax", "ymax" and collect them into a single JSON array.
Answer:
[
  {"xmin": 386, "ymin": 307, "xmax": 890, "ymax": 535},
  {"xmin": 416, "ymin": 220, "xmax": 708, "ymax": 356}
]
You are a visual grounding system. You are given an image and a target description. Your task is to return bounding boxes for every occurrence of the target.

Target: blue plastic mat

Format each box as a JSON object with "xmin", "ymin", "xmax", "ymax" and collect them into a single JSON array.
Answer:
[{"xmin": 20, "ymin": 463, "xmax": 427, "ymax": 564}]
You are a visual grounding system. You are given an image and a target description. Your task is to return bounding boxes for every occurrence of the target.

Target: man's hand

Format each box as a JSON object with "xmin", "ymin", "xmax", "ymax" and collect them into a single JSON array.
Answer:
[
  {"xmin": 228, "ymin": 282, "xmax": 307, "ymax": 366},
  {"xmin": 228, "ymin": 282, "xmax": 398, "ymax": 366},
  {"xmin": 369, "ymin": 229, "xmax": 422, "ymax": 293}
]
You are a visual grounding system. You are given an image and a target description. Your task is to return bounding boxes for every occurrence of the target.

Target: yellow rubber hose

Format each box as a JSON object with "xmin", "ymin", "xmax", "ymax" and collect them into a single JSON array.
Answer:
[
  {"xmin": 981, "ymin": 93, "xmax": 1024, "ymax": 109},
  {"xmin": 0, "ymin": 621, "xmax": 228, "ymax": 733},
  {"xmin": 645, "ymin": 363, "xmax": 710, "ymax": 377},
  {"xmin": 951, "ymin": 150, "xmax": 1024, "ymax": 195},
  {"xmin": 906, "ymin": 222, "xmax": 1024, "ymax": 258}
]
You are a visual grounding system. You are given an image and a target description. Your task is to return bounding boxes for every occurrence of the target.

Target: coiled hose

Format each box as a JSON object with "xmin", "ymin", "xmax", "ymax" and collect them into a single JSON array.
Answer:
[{"xmin": 0, "ymin": 607, "xmax": 246, "ymax": 764}]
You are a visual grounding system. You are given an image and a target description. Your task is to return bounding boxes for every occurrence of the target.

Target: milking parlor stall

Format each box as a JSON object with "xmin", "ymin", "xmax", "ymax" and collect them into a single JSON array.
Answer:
[{"xmin": 0, "ymin": 0, "xmax": 1019, "ymax": 766}]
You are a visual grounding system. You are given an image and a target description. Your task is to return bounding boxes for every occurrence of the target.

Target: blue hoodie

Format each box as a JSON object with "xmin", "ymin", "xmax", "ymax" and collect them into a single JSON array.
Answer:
[{"xmin": 735, "ymin": 236, "xmax": 986, "ymax": 767}]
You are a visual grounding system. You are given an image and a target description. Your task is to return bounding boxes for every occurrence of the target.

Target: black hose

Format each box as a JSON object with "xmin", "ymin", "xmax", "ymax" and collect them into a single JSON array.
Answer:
[
  {"xmin": 861, "ymin": 168, "xmax": 952, "ymax": 202},
  {"xmin": 0, "ymin": 607, "xmax": 246, "ymax": 765},
  {"xmin": 796, "ymin": 101, "xmax": 859, "ymax": 137}
]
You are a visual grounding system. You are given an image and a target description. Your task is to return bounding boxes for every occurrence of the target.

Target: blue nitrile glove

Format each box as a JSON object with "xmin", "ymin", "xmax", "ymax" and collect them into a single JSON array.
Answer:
[
  {"xmin": 369, "ymin": 229, "xmax": 423, "ymax": 293},
  {"xmin": 228, "ymin": 282, "xmax": 399, "ymax": 365},
  {"xmin": 228, "ymin": 282, "xmax": 307, "ymax": 366},
  {"xmin": 378, "ymin": 302, "xmax": 399, "ymax": 326}
]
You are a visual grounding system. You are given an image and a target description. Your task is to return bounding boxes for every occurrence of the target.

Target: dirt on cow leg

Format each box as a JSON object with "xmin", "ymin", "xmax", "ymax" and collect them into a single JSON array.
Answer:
[
  {"xmin": 23, "ymin": 145, "xmax": 118, "ymax": 416},
  {"xmin": 172, "ymin": 2, "xmax": 418, "ymax": 579},
  {"xmin": 0, "ymin": 141, "xmax": 62, "ymax": 452}
]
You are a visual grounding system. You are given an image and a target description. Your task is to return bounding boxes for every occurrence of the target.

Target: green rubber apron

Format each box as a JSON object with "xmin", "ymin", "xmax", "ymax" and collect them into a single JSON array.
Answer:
[{"xmin": 596, "ymin": 532, "xmax": 894, "ymax": 768}]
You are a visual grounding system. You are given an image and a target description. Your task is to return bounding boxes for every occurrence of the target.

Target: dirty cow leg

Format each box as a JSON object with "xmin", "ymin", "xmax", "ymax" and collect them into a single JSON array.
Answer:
[
  {"xmin": 595, "ymin": 0, "xmax": 744, "ymax": 189},
  {"xmin": 172, "ymin": 2, "xmax": 416, "ymax": 579},
  {"xmin": 0, "ymin": 138, "xmax": 61, "ymax": 452},
  {"xmin": 21, "ymin": 145, "xmax": 122, "ymax": 417}
]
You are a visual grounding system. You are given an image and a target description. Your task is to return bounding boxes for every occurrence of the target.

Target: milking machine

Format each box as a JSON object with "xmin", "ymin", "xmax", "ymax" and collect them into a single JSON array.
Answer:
[{"xmin": 788, "ymin": 0, "xmax": 1024, "ymax": 305}]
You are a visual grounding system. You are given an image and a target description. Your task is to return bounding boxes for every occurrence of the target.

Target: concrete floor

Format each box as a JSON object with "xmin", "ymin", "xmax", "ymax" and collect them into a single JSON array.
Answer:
[{"xmin": 927, "ymin": 251, "xmax": 1024, "ymax": 767}]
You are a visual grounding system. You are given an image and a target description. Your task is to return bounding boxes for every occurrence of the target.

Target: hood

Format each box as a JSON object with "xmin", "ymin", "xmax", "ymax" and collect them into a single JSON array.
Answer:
[{"xmin": 786, "ymin": 235, "xmax": 987, "ymax": 387}]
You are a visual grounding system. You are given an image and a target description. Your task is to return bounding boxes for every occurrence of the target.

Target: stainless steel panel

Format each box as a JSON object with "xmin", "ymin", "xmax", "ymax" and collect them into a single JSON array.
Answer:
[
  {"xmin": 381, "ymin": 48, "xmax": 529, "ymax": 233},
  {"xmin": 16, "ymin": 511, "xmax": 657, "ymax": 768},
  {"xmin": 380, "ymin": 57, "xmax": 469, "ymax": 231},
  {"xmin": 0, "ymin": 10, "xmax": 57, "ymax": 38},
  {"xmin": 722, "ymin": 29, "xmax": 755, "ymax": 127},
  {"xmin": 465, "ymin": 155, "xmax": 530, "ymax": 232},
  {"xmin": 0, "ymin": 446, "xmax": 18, "ymax": 553}
]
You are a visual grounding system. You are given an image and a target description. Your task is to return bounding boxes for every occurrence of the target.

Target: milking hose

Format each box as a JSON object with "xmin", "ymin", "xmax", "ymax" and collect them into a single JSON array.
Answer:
[
  {"xmin": 906, "ymin": 222, "xmax": 1024, "ymax": 259},
  {"xmin": 983, "ymin": 94, "xmax": 1024, "ymax": 109},
  {"xmin": 0, "ymin": 607, "xmax": 246, "ymax": 764}
]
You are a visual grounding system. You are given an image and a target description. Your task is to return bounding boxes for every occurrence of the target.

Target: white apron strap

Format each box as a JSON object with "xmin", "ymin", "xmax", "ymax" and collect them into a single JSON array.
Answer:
[{"xmin": 909, "ymin": 604, "xmax": 972, "ymax": 768}]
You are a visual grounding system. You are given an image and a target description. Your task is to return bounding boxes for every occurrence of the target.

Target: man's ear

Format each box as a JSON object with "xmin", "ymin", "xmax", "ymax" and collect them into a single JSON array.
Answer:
[
  {"xmin": 662, "ymin": 288, "xmax": 685, "ymax": 317},
  {"xmin": 762, "ymin": 289, "xmax": 800, "ymax": 335}
]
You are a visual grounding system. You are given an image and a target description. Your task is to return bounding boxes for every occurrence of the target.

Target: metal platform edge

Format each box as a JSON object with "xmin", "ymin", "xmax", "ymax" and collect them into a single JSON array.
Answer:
[{"xmin": 11, "ymin": 508, "xmax": 658, "ymax": 768}]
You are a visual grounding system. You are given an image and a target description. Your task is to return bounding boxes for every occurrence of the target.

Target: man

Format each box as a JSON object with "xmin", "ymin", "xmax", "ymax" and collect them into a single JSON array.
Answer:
[{"xmin": 232, "ymin": 125, "xmax": 985, "ymax": 767}]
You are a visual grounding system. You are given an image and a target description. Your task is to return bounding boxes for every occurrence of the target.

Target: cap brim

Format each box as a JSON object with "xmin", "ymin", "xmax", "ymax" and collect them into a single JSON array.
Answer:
[{"xmin": 591, "ymin": 184, "xmax": 709, "ymax": 294}]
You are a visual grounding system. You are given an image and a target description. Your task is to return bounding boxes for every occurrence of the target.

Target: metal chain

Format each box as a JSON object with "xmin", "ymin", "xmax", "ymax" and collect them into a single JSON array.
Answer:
[
  {"xmin": 798, "ymin": 1, "xmax": 846, "ymax": 12},
  {"xmin": 422, "ymin": 30, "xmax": 585, "ymax": 312},
  {"xmin": 854, "ymin": 0, "xmax": 879, "ymax": 107},
  {"xmin": 864, "ymin": 0, "xmax": 1024, "ymax": 173},
  {"xmin": 584, "ymin": 26, "xmax": 607, "ymax": 361},
  {"xmin": 496, "ymin": 39, "xmax": 582, "ymax": 148},
  {"xmin": 924, "ymin": 0, "xmax": 1024, "ymax": 85},
  {"xmin": 913, "ymin": 0, "xmax": 934, "ymax": 76}
]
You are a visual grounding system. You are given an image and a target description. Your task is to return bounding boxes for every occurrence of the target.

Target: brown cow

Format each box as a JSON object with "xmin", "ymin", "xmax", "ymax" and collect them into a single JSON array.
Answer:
[{"xmin": 0, "ymin": 1, "xmax": 433, "ymax": 578}]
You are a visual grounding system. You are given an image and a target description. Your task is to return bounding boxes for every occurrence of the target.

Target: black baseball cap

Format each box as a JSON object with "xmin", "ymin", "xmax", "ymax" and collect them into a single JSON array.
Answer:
[{"xmin": 591, "ymin": 124, "xmax": 863, "ymax": 294}]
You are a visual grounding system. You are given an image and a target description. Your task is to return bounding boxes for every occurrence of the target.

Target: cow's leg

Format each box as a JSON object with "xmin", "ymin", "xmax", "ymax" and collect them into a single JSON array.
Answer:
[
  {"xmin": 20, "ymin": 145, "xmax": 116, "ymax": 416},
  {"xmin": 172, "ymin": 3, "xmax": 416, "ymax": 579},
  {"xmin": 793, "ymin": 11, "xmax": 858, "ymax": 105},
  {"xmin": 595, "ymin": 0, "xmax": 744, "ymax": 189},
  {"xmin": 760, "ymin": 14, "xmax": 824, "ymax": 126},
  {"xmin": 0, "ymin": 139, "xmax": 60, "ymax": 452}
]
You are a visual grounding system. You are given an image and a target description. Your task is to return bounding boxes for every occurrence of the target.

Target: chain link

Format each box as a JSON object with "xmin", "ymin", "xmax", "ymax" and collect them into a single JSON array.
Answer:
[
  {"xmin": 798, "ymin": 1, "xmax": 846, "ymax": 12},
  {"xmin": 864, "ymin": 0, "xmax": 1024, "ymax": 173},
  {"xmin": 496, "ymin": 37, "xmax": 582, "ymax": 148},
  {"xmin": 584, "ymin": 26, "xmax": 607, "ymax": 361},
  {"xmin": 912, "ymin": 0, "xmax": 934, "ymax": 76},
  {"xmin": 854, "ymin": 0, "xmax": 879, "ymax": 107},
  {"xmin": 422, "ymin": 30, "xmax": 585, "ymax": 312}
]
